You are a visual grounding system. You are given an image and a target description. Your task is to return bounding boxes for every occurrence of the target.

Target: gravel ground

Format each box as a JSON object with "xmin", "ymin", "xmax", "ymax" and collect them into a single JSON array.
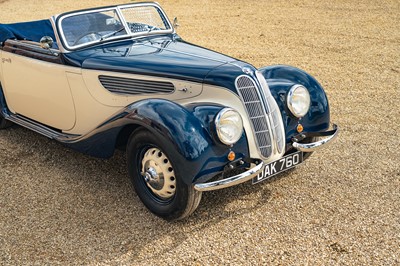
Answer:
[{"xmin": 1, "ymin": 0, "xmax": 399, "ymax": 265}]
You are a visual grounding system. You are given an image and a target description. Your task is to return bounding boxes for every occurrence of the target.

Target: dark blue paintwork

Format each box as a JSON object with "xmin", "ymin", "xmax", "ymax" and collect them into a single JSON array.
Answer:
[
  {"xmin": 63, "ymin": 35, "xmax": 241, "ymax": 83},
  {"xmin": 204, "ymin": 61, "xmax": 257, "ymax": 92},
  {"xmin": 62, "ymin": 99, "xmax": 249, "ymax": 184},
  {"xmin": 259, "ymin": 65, "xmax": 330, "ymax": 151}
]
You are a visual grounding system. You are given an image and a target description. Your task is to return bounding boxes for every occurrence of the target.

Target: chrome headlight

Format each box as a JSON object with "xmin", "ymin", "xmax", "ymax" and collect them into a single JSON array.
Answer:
[
  {"xmin": 287, "ymin": 85, "xmax": 311, "ymax": 118},
  {"xmin": 215, "ymin": 108, "xmax": 243, "ymax": 145}
]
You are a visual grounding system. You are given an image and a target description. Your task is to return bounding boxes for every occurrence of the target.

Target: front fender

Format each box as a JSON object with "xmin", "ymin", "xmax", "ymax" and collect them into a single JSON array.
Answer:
[
  {"xmin": 126, "ymin": 99, "xmax": 212, "ymax": 160},
  {"xmin": 259, "ymin": 65, "xmax": 330, "ymax": 151},
  {"xmin": 124, "ymin": 100, "xmax": 249, "ymax": 184},
  {"xmin": 64, "ymin": 99, "xmax": 249, "ymax": 185}
]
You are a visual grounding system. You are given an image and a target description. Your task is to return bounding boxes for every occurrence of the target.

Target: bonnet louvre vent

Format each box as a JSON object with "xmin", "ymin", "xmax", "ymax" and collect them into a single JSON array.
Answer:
[{"xmin": 99, "ymin": 75, "xmax": 175, "ymax": 95}]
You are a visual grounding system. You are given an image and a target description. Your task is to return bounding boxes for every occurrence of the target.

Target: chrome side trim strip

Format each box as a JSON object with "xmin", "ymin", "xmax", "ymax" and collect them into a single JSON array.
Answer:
[
  {"xmin": 194, "ymin": 161, "xmax": 264, "ymax": 191},
  {"xmin": 292, "ymin": 124, "xmax": 339, "ymax": 152},
  {"xmin": 2, "ymin": 111, "xmax": 79, "ymax": 140}
]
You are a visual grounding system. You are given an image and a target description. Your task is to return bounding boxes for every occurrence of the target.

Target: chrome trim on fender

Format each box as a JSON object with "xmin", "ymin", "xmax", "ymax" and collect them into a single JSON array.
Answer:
[
  {"xmin": 194, "ymin": 161, "xmax": 264, "ymax": 192},
  {"xmin": 292, "ymin": 124, "xmax": 339, "ymax": 152}
]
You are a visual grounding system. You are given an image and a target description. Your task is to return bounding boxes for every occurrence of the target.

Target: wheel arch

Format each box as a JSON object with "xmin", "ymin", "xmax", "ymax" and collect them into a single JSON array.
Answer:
[
  {"xmin": 115, "ymin": 123, "xmax": 141, "ymax": 150},
  {"xmin": 259, "ymin": 65, "xmax": 331, "ymax": 151},
  {"xmin": 65, "ymin": 99, "xmax": 249, "ymax": 185}
]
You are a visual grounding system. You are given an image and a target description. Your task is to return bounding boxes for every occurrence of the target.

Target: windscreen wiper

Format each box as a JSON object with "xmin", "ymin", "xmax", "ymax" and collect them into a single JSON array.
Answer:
[{"xmin": 101, "ymin": 27, "xmax": 126, "ymax": 41}]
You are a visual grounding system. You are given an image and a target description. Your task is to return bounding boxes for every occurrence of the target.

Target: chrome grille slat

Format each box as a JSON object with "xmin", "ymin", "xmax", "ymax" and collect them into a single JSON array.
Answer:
[
  {"xmin": 236, "ymin": 73, "xmax": 286, "ymax": 159},
  {"xmin": 99, "ymin": 75, "xmax": 175, "ymax": 95},
  {"xmin": 100, "ymin": 77, "xmax": 174, "ymax": 87},
  {"xmin": 101, "ymin": 85, "xmax": 172, "ymax": 93},
  {"xmin": 236, "ymin": 75, "xmax": 272, "ymax": 158},
  {"xmin": 100, "ymin": 85, "xmax": 174, "ymax": 94},
  {"xmin": 101, "ymin": 81, "xmax": 174, "ymax": 91}
]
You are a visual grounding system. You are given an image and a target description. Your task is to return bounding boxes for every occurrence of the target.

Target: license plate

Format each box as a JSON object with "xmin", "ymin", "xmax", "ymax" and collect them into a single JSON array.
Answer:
[{"xmin": 252, "ymin": 151, "xmax": 303, "ymax": 184}]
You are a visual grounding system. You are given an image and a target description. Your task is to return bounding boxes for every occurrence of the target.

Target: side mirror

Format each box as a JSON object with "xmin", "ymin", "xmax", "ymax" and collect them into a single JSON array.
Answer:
[
  {"xmin": 173, "ymin": 17, "xmax": 179, "ymax": 30},
  {"xmin": 40, "ymin": 36, "xmax": 54, "ymax": 49}
]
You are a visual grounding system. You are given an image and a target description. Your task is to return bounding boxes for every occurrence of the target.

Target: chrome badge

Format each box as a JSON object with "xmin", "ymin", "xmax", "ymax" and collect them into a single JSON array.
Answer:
[{"xmin": 242, "ymin": 67, "xmax": 253, "ymax": 74}]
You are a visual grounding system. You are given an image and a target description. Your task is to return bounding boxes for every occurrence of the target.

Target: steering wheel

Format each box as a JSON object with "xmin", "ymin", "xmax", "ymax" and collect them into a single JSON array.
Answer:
[
  {"xmin": 73, "ymin": 32, "xmax": 102, "ymax": 46},
  {"xmin": 128, "ymin": 22, "xmax": 160, "ymax": 33}
]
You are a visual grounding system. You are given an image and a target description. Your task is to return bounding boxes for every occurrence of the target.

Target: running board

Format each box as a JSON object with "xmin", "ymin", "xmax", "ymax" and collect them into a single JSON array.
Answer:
[{"xmin": 2, "ymin": 111, "xmax": 80, "ymax": 140}]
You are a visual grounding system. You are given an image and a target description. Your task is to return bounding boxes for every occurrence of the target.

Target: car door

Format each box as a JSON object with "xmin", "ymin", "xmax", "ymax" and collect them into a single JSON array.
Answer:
[{"xmin": 1, "ymin": 40, "xmax": 76, "ymax": 131}]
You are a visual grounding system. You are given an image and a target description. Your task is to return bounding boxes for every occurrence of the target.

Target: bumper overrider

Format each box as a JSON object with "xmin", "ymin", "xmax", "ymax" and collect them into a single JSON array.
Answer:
[{"xmin": 194, "ymin": 124, "xmax": 339, "ymax": 192}]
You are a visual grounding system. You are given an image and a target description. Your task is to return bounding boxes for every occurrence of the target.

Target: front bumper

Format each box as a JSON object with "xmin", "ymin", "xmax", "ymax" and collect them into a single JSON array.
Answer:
[
  {"xmin": 292, "ymin": 123, "xmax": 339, "ymax": 152},
  {"xmin": 194, "ymin": 160, "xmax": 264, "ymax": 192},
  {"xmin": 194, "ymin": 123, "xmax": 339, "ymax": 192}
]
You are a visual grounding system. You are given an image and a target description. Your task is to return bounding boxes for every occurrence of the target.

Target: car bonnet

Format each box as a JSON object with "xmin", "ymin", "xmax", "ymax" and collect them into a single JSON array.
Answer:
[{"xmin": 62, "ymin": 35, "xmax": 242, "ymax": 84}]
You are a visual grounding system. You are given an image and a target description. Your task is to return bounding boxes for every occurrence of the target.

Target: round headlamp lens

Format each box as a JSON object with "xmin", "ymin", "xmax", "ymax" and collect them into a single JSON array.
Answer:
[
  {"xmin": 287, "ymin": 85, "xmax": 311, "ymax": 118},
  {"xmin": 215, "ymin": 108, "xmax": 243, "ymax": 145}
]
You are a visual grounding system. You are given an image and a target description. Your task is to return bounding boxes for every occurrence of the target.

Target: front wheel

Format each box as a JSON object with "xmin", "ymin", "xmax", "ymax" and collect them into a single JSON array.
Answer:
[{"xmin": 127, "ymin": 129, "xmax": 202, "ymax": 220}]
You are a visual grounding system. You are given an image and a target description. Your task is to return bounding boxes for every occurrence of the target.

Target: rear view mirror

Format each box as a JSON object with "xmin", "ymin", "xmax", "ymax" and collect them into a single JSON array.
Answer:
[
  {"xmin": 40, "ymin": 36, "xmax": 54, "ymax": 49},
  {"xmin": 173, "ymin": 17, "xmax": 179, "ymax": 30}
]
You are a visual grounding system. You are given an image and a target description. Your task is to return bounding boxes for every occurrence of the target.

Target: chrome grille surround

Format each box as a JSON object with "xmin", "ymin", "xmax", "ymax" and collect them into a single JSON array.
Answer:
[
  {"xmin": 235, "ymin": 74, "xmax": 286, "ymax": 160},
  {"xmin": 255, "ymin": 71, "xmax": 286, "ymax": 154},
  {"xmin": 99, "ymin": 75, "xmax": 175, "ymax": 95}
]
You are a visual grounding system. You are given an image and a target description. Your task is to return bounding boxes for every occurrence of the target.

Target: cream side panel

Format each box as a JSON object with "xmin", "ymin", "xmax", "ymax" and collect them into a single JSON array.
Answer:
[
  {"xmin": 2, "ymin": 52, "xmax": 76, "ymax": 130},
  {"xmin": 177, "ymin": 85, "xmax": 273, "ymax": 162},
  {"xmin": 64, "ymin": 72, "xmax": 122, "ymax": 135},
  {"xmin": 82, "ymin": 69, "xmax": 203, "ymax": 107},
  {"xmin": 0, "ymin": 51, "xmax": 13, "ymax": 113}
]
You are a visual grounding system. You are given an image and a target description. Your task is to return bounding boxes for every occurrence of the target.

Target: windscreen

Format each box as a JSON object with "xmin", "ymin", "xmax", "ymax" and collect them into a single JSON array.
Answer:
[
  {"xmin": 120, "ymin": 6, "xmax": 170, "ymax": 33},
  {"xmin": 61, "ymin": 9, "xmax": 127, "ymax": 47},
  {"xmin": 59, "ymin": 4, "xmax": 172, "ymax": 49}
]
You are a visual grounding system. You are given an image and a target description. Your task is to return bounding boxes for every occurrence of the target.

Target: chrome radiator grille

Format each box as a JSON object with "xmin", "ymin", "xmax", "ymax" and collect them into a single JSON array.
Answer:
[
  {"xmin": 236, "ymin": 75, "xmax": 272, "ymax": 158},
  {"xmin": 270, "ymin": 100, "xmax": 285, "ymax": 153},
  {"xmin": 99, "ymin": 75, "xmax": 175, "ymax": 95}
]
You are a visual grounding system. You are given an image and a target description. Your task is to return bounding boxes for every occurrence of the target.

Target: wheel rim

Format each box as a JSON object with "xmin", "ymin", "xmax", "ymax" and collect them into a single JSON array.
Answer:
[{"xmin": 140, "ymin": 147, "xmax": 176, "ymax": 200}]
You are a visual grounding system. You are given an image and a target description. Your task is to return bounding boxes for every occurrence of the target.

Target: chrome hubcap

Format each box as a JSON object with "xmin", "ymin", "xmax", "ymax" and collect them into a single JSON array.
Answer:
[{"xmin": 141, "ymin": 147, "xmax": 176, "ymax": 199}]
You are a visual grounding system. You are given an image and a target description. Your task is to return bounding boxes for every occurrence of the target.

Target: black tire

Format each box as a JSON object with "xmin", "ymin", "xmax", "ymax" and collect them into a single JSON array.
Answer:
[
  {"xmin": 127, "ymin": 129, "xmax": 202, "ymax": 221},
  {"xmin": 0, "ymin": 114, "xmax": 12, "ymax": 129}
]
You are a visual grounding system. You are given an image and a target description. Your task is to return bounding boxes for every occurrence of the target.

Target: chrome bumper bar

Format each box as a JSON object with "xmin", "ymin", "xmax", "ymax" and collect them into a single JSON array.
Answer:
[
  {"xmin": 194, "ymin": 124, "xmax": 338, "ymax": 192},
  {"xmin": 194, "ymin": 161, "xmax": 264, "ymax": 192},
  {"xmin": 292, "ymin": 123, "xmax": 339, "ymax": 152}
]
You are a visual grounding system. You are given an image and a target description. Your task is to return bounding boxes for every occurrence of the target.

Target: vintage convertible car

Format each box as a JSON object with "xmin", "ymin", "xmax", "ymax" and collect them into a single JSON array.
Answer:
[{"xmin": 0, "ymin": 2, "xmax": 338, "ymax": 220}]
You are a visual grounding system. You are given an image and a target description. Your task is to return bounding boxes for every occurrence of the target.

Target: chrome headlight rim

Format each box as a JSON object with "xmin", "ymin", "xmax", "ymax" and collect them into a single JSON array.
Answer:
[
  {"xmin": 215, "ymin": 107, "xmax": 244, "ymax": 146},
  {"xmin": 287, "ymin": 84, "xmax": 311, "ymax": 118}
]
